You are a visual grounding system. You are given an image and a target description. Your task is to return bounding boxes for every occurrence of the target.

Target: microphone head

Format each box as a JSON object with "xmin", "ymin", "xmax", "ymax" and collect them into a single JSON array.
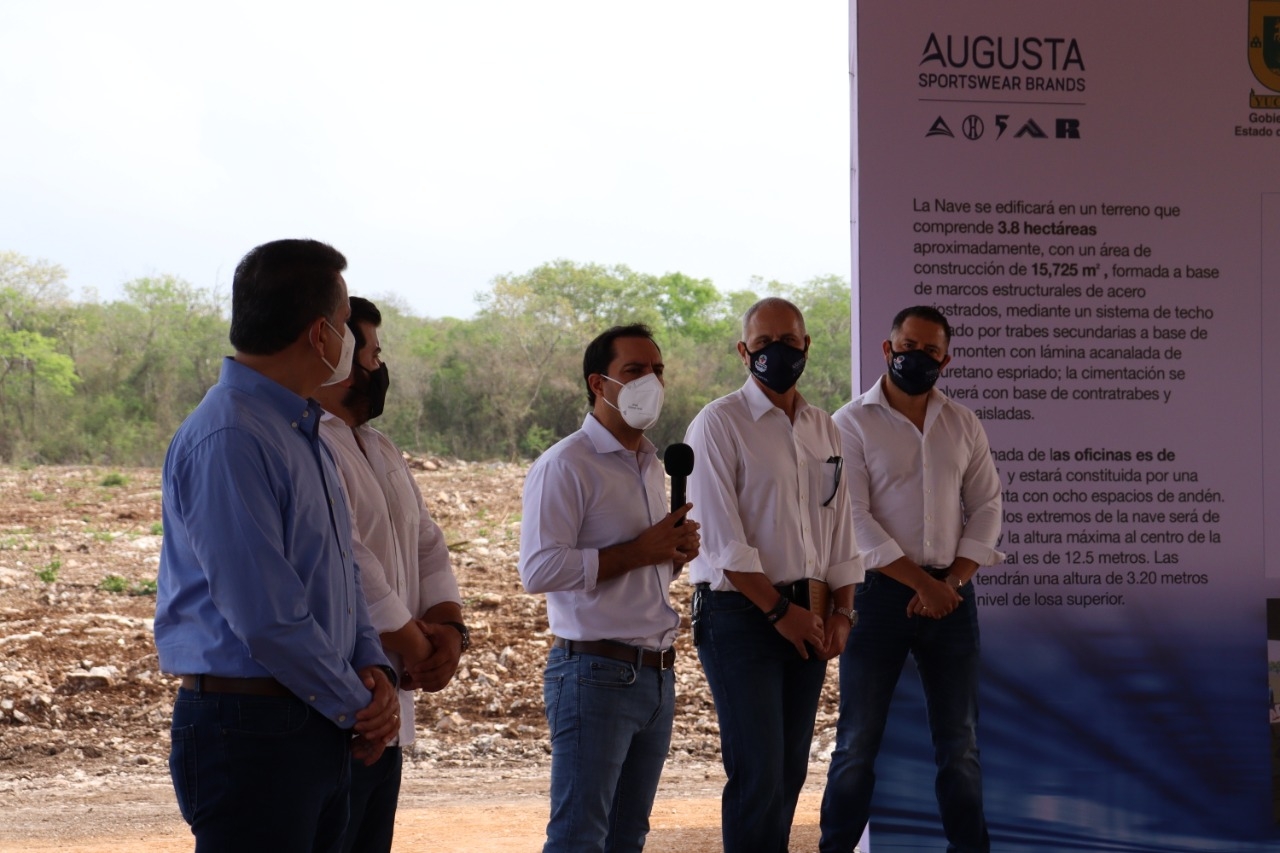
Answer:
[{"xmin": 663, "ymin": 443, "xmax": 695, "ymax": 477}]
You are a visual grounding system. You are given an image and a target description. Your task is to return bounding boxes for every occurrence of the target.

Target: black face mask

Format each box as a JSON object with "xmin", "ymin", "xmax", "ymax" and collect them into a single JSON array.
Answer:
[
  {"xmin": 746, "ymin": 340, "xmax": 807, "ymax": 394},
  {"xmin": 887, "ymin": 348, "xmax": 941, "ymax": 396},
  {"xmin": 344, "ymin": 363, "xmax": 390, "ymax": 422}
]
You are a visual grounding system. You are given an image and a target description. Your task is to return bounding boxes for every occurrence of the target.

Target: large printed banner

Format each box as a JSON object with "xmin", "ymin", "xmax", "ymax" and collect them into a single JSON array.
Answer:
[{"xmin": 851, "ymin": 3, "xmax": 1280, "ymax": 850}]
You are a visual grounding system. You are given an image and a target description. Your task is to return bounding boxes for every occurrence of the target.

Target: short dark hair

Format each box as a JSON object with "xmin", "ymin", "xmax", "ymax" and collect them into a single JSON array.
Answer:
[
  {"xmin": 229, "ymin": 239, "xmax": 348, "ymax": 355},
  {"xmin": 891, "ymin": 305, "xmax": 951, "ymax": 343},
  {"xmin": 346, "ymin": 296, "xmax": 383, "ymax": 356},
  {"xmin": 582, "ymin": 324, "xmax": 658, "ymax": 406}
]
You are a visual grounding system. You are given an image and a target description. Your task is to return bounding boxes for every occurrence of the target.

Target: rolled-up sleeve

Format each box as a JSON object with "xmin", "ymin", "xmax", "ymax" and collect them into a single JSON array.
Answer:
[
  {"xmin": 957, "ymin": 417, "xmax": 1005, "ymax": 567},
  {"xmin": 333, "ymin": 462, "xmax": 413, "ymax": 634},
  {"xmin": 412, "ymin": 475, "xmax": 462, "ymax": 610},
  {"xmin": 518, "ymin": 457, "xmax": 601, "ymax": 594},
  {"xmin": 839, "ymin": 415, "xmax": 906, "ymax": 571},
  {"xmin": 685, "ymin": 409, "xmax": 764, "ymax": 579}
]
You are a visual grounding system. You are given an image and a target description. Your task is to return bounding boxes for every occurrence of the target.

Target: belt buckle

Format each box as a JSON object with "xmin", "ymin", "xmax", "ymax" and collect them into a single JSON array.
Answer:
[{"xmin": 661, "ymin": 649, "xmax": 674, "ymax": 670}]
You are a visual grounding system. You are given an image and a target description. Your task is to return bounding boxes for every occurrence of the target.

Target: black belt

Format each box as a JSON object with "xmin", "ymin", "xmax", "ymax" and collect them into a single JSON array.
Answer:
[
  {"xmin": 180, "ymin": 674, "xmax": 292, "ymax": 697},
  {"xmin": 693, "ymin": 580, "xmax": 813, "ymax": 605},
  {"xmin": 773, "ymin": 579, "xmax": 811, "ymax": 606},
  {"xmin": 866, "ymin": 567, "xmax": 948, "ymax": 579},
  {"xmin": 553, "ymin": 637, "xmax": 676, "ymax": 669}
]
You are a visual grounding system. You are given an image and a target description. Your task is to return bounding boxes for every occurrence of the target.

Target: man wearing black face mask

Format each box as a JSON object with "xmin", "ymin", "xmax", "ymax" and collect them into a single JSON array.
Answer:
[
  {"xmin": 685, "ymin": 297, "xmax": 863, "ymax": 853},
  {"xmin": 316, "ymin": 296, "xmax": 467, "ymax": 853},
  {"xmin": 819, "ymin": 305, "xmax": 1003, "ymax": 853}
]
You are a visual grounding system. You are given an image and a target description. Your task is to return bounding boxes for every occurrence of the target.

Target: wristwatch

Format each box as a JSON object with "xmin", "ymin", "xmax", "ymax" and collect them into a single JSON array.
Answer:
[
  {"xmin": 443, "ymin": 621, "xmax": 471, "ymax": 652},
  {"xmin": 373, "ymin": 664, "xmax": 399, "ymax": 689},
  {"xmin": 834, "ymin": 606, "xmax": 858, "ymax": 626}
]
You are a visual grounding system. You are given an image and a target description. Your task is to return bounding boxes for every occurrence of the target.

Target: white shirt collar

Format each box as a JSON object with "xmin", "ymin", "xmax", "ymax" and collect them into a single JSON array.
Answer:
[
  {"xmin": 740, "ymin": 377, "xmax": 810, "ymax": 422},
  {"xmin": 582, "ymin": 412, "xmax": 657, "ymax": 457}
]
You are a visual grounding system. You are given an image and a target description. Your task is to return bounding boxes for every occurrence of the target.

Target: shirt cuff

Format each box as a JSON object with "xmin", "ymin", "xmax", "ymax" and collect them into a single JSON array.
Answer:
[
  {"xmin": 366, "ymin": 592, "xmax": 414, "ymax": 635},
  {"xmin": 861, "ymin": 540, "xmax": 906, "ymax": 572},
  {"xmin": 420, "ymin": 573, "xmax": 462, "ymax": 610},
  {"xmin": 353, "ymin": 647, "xmax": 393, "ymax": 675},
  {"xmin": 957, "ymin": 538, "xmax": 1005, "ymax": 567},
  {"xmin": 825, "ymin": 556, "xmax": 865, "ymax": 589},
  {"xmin": 581, "ymin": 548, "xmax": 601, "ymax": 592},
  {"xmin": 716, "ymin": 540, "xmax": 764, "ymax": 577}
]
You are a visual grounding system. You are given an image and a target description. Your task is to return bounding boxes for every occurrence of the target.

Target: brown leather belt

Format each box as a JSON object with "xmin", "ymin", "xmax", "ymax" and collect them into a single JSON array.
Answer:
[
  {"xmin": 552, "ymin": 637, "xmax": 676, "ymax": 670},
  {"xmin": 180, "ymin": 674, "xmax": 292, "ymax": 697}
]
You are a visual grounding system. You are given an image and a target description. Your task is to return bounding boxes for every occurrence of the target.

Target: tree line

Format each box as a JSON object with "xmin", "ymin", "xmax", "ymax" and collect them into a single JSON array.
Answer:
[{"xmin": 0, "ymin": 251, "xmax": 852, "ymax": 465}]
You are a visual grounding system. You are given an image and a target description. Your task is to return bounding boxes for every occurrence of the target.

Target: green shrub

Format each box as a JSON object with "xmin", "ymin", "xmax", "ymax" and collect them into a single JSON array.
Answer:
[
  {"xmin": 99, "ymin": 574, "xmax": 129, "ymax": 593},
  {"xmin": 36, "ymin": 560, "xmax": 61, "ymax": 583},
  {"xmin": 131, "ymin": 578, "xmax": 158, "ymax": 596}
]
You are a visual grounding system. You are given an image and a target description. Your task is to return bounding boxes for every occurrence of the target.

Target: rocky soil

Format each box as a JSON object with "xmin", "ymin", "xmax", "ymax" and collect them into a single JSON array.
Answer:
[{"xmin": 0, "ymin": 461, "xmax": 844, "ymax": 843}]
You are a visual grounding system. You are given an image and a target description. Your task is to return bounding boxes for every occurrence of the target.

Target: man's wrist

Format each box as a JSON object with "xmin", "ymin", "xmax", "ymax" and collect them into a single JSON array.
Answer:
[
  {"xmin": 763, "ymin": 596, "xmax": 791, "ymax": 625},
  {"xmin": 945, "ymin": 574, "xmax": 966, "ymax": 589},
  {"xmin": 373, "ymin": 664, "xmax": 398, "ymax": 689},
  {"xmin": 441, "ymin": 620, "xmax": 471, "ymax": 652}
]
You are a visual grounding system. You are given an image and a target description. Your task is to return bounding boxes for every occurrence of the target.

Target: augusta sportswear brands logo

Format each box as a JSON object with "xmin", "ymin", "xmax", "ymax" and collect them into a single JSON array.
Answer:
[{"xmin": 917, "ymin": 31, "xmax": 1086, "ymax": 94}]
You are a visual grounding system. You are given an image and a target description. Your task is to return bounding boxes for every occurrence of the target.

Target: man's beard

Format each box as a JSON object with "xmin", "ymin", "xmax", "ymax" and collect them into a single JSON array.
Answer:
[{"xmin": 342, "ymin": 368, "xmax": 375, "ymax": 426}]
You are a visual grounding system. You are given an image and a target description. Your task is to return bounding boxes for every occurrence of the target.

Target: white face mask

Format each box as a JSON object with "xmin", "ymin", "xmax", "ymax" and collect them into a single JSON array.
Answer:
[
  {"xmin": 319, "ymin": 319, "xmax": 356, "ymax": 386},
  {"xmin": 602, "ymin": 372, "xmax": 664, "ymax": 430}
]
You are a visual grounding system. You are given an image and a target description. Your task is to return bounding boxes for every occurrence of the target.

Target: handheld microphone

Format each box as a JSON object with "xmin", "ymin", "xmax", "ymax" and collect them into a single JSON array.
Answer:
[{"xmin": 663, "ymin": 443, "xmax": 695, "ymax": 526}]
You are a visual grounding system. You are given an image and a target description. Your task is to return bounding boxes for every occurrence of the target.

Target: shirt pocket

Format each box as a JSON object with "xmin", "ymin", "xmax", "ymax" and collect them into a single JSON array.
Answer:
[{"xmin": 818, "ymin": 455, "xmax": 843, "ymax": 509}]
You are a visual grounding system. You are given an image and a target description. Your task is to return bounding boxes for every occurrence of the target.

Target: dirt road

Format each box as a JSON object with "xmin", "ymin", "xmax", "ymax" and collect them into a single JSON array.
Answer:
[{"xmin": 0, "ymin": 762, "xmax": 827, "ymax": 852}]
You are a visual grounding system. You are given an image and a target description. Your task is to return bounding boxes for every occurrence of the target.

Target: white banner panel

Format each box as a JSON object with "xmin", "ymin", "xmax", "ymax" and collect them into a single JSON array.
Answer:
[{"xmin": 851, "ymin": 3, "xmax": 1280, "ymax": 850}]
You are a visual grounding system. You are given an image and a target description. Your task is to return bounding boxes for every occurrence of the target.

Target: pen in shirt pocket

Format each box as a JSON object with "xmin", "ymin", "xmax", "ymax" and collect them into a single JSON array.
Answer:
[{"xmin": 822, "ymin": 455, "xmax": 843, "ymax": 507}]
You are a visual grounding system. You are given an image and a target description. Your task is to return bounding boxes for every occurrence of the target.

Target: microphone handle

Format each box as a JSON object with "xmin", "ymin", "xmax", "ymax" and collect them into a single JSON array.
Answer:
[{"xmin": 671, "ymin": 477, "xmax": 687, "ymax": 526}]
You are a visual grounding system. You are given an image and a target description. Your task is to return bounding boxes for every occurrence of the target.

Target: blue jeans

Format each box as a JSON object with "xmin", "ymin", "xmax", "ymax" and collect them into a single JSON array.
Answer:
[
  {"xmin": 542, "ymin": 646, "xmax": 676, "ymax": 853},
  {"xmin": 695, "ymin": 589, "xmax": 828, "ymax": 853},
  {"xmin": 820, "ymin": 572, "xmax": 988, "ymax": 853},
  {"xmin": 169, "ymin": 686, "xmax": 352, "ymax": 852},
  {"xmin": 341, "ymin": 745, "xmax": 402, "ymax": 853}
]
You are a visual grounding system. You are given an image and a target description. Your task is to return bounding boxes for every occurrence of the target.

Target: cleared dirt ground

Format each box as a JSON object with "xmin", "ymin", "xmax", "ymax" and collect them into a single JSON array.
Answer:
[{"xmin": 0, "ymin": 462, "xmax": 839, "ymax": 851}]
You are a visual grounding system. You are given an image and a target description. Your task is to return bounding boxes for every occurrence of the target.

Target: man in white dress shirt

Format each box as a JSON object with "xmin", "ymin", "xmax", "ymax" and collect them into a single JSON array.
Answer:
[
  {"xmin": 316, "ymin": 296, "xmax": 468, "ymax": 853},
  {"xmin": 819, "ymin": 305, "xmax": 1003, "ymax": 853},
  {"xmin": 684, "ymin": 297, "xmax": 863, "ymax": 853},
  {"xmin": 518, "ymin": 323, "xmax": 701, "ymax": 853}
]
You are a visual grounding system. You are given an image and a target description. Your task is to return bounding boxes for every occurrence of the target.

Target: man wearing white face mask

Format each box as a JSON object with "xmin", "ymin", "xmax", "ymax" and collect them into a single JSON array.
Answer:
[
  {"xmin": 519, "ymin": 323, "xmax": 702, "ymax": 853},
  {"xmin": 155, "ymin": 239, "xmax": 398, "ymax": 852}
]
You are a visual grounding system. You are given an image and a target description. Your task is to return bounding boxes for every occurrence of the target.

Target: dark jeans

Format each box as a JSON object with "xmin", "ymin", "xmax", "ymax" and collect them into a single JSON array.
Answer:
[
  {"xmin": 695, "ymin": 589, "xmax": 828, "ymax": 853},
  {"xmin": 820, "ymin": 572, "xmax": 988, "ymax": 853},
  {"xmin": 342, "ymin": 745, "xmax": 402, "ymax": 853},
  {"xmin": 169, "ymin": 686, "xmax": 352, "ymax": 853}
]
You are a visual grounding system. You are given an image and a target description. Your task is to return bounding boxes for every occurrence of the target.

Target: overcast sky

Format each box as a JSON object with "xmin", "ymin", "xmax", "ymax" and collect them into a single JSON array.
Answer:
[{"xmin": 0, "ymin": 1, "xmax": 850, "ymax": 319}]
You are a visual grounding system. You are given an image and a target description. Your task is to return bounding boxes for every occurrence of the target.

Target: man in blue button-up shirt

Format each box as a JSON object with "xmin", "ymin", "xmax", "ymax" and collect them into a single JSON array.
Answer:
[{"xmin": 154, "ymin": 239, "xmax": 398, "ymax": 853}]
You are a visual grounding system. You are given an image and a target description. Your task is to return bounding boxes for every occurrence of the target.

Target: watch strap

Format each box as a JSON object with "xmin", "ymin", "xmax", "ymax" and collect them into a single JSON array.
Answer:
[{"xmin": 443, "ymin": 620, "xmax": 471, "ymax": 652}]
